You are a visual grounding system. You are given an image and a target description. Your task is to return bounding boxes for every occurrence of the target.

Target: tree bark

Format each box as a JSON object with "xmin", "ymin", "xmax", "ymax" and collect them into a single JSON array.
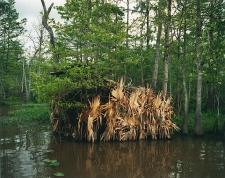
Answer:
[
  {"xmin": 124, "ymin": 0, "xmax": 130, "ymax": 81},
  {"xmin": 152, "ymin": 0, "xmax": 162, "ymax": 92},
  {"xmin": 140, "ymin": 17, "xmax": 144, "ymax": 86},
  {"xmin": 146, "ymin": 0, "xmax": 150, "ymax": 47},
  {"xmin": 182, "ymin": 0, "xmax": 188, "ymax": 134},
  {"xmin": 162, "ymin": 0, "xmax": 171, "ymax": 96},
  {"xmin": 40, "ymin": 0, "xmax": 59, "ymax": 64},
  {"xmin": 206, "ymin": 0, "xmax": 216, "ymax": 111},
  {"xmin": 193, "ymin": 0, "xmax": 203, "ymax": 135}
]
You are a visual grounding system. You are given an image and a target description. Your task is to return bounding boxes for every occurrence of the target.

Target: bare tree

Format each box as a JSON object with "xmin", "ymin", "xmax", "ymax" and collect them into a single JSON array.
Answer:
[{"xmin": 40, "ymin": 0, "xmax": 58, "ymax": 64}]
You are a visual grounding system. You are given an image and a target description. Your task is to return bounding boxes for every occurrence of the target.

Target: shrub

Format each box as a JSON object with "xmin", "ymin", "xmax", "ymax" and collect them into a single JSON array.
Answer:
[
  {"xmin": 174, "ymin": 111, "xmax": 225, "ymax": 134},
  {"xmin": 0, "ymin": 104, "xmax": 50, "ymax": 125}
]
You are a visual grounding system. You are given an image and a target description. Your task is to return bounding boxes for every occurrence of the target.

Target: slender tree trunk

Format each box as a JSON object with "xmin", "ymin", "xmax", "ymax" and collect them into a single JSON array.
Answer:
[
  {"xmin": 162, "ymin": 0, "xmax": 171, "ymax": 96},
  {"xmin": 38, "ymin": 27, "xmax": 44, "ymax": 76},
  {"xmin": 152, "ymin": 0, "xmax": 162, "ymax": 92},
  {"xmin": 20, "ymin": 66, "xmax": 24, "ymax": 105},
  {"xmin": 22, "ymin": 56, "xmax": 29, "ymax": 103},
  {"xmin": 0, "ymin": 32, "xmax": 6, "ymax": 100},
  {"xmin": 3, "ymin": 32, "xmax": 6, "ymax": 99},
  {"xmin": 0, "ymin": 79, "xmax": 5, "ymax": 100},
  {"xmin": 206, "ymin": 0, "xmax": 215, "ymax": 111},
  {"xmin": 182, "ymin": 0, "xmax": 188, "ymax": 134},
  {"xmin": 141, "ymin": 55, "xmax": 144, "ymax": 86},
  {"xmin": 124, "ymin": 0, "xmax": 130, "ymax": 80},
  {"xmin": 27, "ymin": 73, "xmax": 31, "ymax": 102},
  {"xmin": 194, "ymin": 0, "xmax": 203, "ymax": 135},
  {"xmin": 146, "ymin": 0, "xmax": 150, "ymax": 47},
  {"xmin": 175, "ymin": 29, "xmax": 181, "ymax": 115},
  {"xmin": 140, "ymin": 19, "xmax": 144, "ymax": 86},
  {"xmin": 215, "ymin": 94, "xmax": 219, "ymax": 133}
]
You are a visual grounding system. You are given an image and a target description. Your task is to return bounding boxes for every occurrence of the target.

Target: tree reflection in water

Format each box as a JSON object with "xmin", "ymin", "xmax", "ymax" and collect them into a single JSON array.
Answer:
[
  {"xmin": 47, "ymin": 134, "xmax": 224, "ymax": 178},
  {"xmin": 0, "ymin": 125, "xmax": 52, "ymax": 178},
  {"xmin": 1, "ymin": 125, "xmax": 225, "ymax": 178}
]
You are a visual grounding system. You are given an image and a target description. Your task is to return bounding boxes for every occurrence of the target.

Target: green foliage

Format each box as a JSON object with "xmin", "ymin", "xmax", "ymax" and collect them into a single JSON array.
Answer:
[
  {"xmin": 174, "ymin": 111, "xmax": 225, "ymax": 134},
  {"xmin": 1, "ymin": 0, "xmax": 224, "ymax": 136},
  {"xmin": 32, "ymin": 62, "xmax": 105, "ymax": 105},
  {"xmin": 1, "ymin": 98, "xmax": 21, "ymax": 105},
  {"xmin": 0, "ymin": 0, "xmax": 26, "ymax": 99},
  {"xmin": 0, "ymin": 104, "xmax": 50, "ymax": 125},
  {"xmin": 53, "ymin": 0, "xmax": 126, "ymax": 80}
]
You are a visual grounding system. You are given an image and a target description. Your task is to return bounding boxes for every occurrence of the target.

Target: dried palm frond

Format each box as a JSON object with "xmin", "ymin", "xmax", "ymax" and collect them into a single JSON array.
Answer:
[
  {"xmin": 164, "ymin": 96, "xmax": 172, "ymax": 111},
  {"xmin": 122, "ymin": 91, "xmax": 130, "ymax": 110},
  {"xmin": 88, "ymin": 96, "xmax": 101, "ymax": 121},
  {"xmin": 111, "ymin": 78, "xmax": 124, "ymax": 101},
  {"xmin": 87, "ymin": 115, "xmax": 94, "ymax": 142},
  {"xmin": 137, "ymin": 87, "xmax": 146, "ymax": 115},
  {"xmin": 100, "ymin": 121, "xmax": 115, "ymax": 141},
  {"xmin": 146, "ymin": 88, "xmax": 154, "ymax": 104},
  {"xmin": 77, "ymin": 96, "xmax": 103, "ymax": 142},
  {"xmin": 139, "ymin": 129, "xmax": 147, "ymax": 140},
  {"xmin": 129, "ymin": 91, "xmax": 140, "ymax": 116},
  {"xmin": 89, "ymin": 96, "xmax": 100, "ymax": 112},
  {"xmin": 101, "ymin": 100, "xmax": 114, "ymax": 117},
  {"xmin": 146, "ymin": 115, "xmax": 158, "ymax": 140},
  {"xmin": 153, "ymin": 93, "xmax": 162, "ymax": 109},
  {"xmin": 52, "ymin": 77, "xmax": 179, "ymax": 141},
  {"xmin": 78, "ymin": 109, "xmax": 89, "ymax": 123}
]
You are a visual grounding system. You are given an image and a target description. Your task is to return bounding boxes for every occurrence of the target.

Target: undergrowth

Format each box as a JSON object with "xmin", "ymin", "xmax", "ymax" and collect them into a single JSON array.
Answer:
[
  {"xmin": 0, "ymin": 104, "xmax": 50, "ymax": 125},
  {"xmin": 174, "ymin": 111, "xmax": 225, "ymax": 134}
]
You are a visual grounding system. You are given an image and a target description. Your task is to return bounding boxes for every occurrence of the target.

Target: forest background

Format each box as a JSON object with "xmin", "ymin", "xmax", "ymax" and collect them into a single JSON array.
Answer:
[{"xmin": 0, "ymin": 0, "xmax": 225, "ymax": 136}]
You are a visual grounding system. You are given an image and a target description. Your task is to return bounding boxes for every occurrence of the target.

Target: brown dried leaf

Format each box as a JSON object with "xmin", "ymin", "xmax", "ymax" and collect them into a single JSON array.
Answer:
[{"xmin": 153, "ymin": 93, "xmax": 162, "ymax": 109}]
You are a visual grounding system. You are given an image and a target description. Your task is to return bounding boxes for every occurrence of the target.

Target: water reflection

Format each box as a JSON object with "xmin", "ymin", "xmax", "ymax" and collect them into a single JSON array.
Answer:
[
  {"xmin": 47, "ymin": 135, "xmax": 225, "ymax": 178},
  {"xmin": 0, "ymin": 125, "xmax": 52, "ymax": 178},
  {"xmin": 47, "ymin": 138, "xmax": 179, "ymax": 178},
  {"xmin": 1, "ymin": 124, "xmax": 225, "ymax": 178}
]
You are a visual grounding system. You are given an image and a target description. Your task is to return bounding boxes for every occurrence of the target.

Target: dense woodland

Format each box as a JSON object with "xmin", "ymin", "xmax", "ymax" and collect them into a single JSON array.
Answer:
[{"xmin": 1, "ymin": 0, "xmax": 225, "ymax": 136}]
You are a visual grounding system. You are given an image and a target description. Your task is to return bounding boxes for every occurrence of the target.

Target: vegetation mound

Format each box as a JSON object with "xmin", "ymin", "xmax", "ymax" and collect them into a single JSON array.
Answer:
[{"xmin": 51, "ymin": 78, "xmax": 179, "ymax": 142}]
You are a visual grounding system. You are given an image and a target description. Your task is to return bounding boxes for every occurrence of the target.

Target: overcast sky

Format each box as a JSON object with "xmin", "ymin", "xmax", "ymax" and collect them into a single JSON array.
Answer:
[
  {"xmin": 15, "ymin": 0, "xmax": 65, "ymax": 29},
  {"xmin": 14, "ymin": 0, "xmax": 137, "ymax": 50},
  {"xmin": 14, "ymin": 0, "xmax": 65, "ymax": 49}
]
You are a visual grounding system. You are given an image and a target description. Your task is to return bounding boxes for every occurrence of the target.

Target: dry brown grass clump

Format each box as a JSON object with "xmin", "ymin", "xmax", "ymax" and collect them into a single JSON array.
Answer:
[{"xmin": 75, "ymin": 78, "xmax": 179, "ymax": 142}]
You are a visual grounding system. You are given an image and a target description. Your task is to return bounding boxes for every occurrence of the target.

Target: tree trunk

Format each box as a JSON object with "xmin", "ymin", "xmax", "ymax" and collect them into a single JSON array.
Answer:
[
  {"xmin": 146, "ymin": 0, "xmax": 150, "ymax": 47},
  {"xmin": 124, "ymin": 0, "xmax": 130, "ymax": 80},
  {"xmin": 162, "ymin": 0, "xmax": 171, "ymax": 96},
  {"xmin": 20, "ymin": 82, "xmax": 24, "ymax": 104},
  {"xmin": 182, "ymin": 0, "xmax": 188, "ymax": 134},
  {"xmin": 40, "ymin": 0, "xmax": 59, "ymax": 64},
  {"xmin": 22, "ymin": 55, "xmax": 30, "ymax": 103},
  {"xmin": 38, "ymin": 27, "xmax": 44, "ymax": 76},
  {"xmin": 206, "ymin": 0, "xmax": 216, "ymax": 111},
  {"xmin": 152, "ymin": 0, "xmax": 162, "ymax": 92},
  {"xmin": 193, "ymin": 0, "xmax": 203, "ymax": 135},
  {"xmin": 140, "ymin": 18, "xmax": 144, "ymax": 86}
]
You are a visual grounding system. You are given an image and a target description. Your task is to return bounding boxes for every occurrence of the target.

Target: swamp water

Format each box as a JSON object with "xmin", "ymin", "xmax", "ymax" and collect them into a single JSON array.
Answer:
[{"xmin": 0, "ymin": 107, "xmax": 225, "ymax": 178}]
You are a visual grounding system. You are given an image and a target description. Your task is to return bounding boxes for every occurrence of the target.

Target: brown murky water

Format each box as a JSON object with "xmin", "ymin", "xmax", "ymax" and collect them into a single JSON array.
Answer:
[{"xmin": 1, "ymin": 107, "xmax": 225, "ymax": 178}]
